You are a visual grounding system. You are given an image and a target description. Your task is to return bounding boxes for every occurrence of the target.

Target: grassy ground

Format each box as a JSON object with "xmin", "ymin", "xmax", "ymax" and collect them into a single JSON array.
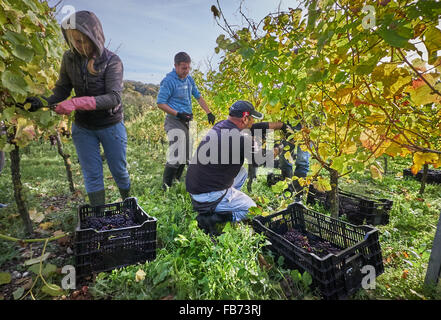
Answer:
[{"xmin": 1, "ymin": 111, "xmax": 441, "ymax": 300}]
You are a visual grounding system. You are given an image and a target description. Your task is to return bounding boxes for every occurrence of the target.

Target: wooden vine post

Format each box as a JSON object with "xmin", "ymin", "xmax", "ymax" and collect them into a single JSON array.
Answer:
[
  {"xmin": 425, "ymin": 211, "xmax": 441, "ymax": 287},
  {"xmin": 55, "ymin": 132, "xmax": 75, "ymax": 193},
  {"xmin": 8, "ymin": 135, "xmax": 33, "ymax": 234}
]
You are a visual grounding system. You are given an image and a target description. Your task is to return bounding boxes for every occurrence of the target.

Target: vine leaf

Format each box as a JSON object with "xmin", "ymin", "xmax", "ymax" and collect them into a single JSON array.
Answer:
[
  {"xmin": 1, "ymin": 70, "xmax": 28, "ymax": 99},
  {"xmin": 23, "ymin": 252, "xmax": 51, "ymax": 266},
  {"xmin": 0, "ymin": 272, "xmax": 12, "ymax": 285},
  {"xmin": 42, "ymin": 283, "xmax": 63, "ymax": 296}
]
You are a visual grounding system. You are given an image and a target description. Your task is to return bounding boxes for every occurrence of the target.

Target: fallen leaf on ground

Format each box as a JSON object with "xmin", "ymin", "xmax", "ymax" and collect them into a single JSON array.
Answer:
[
  {"xmin": 39, "ymin": 222, "xmax": 54, "ymax": 230},
  {"xmin": 29, "ymin": 209, "xmax": 45, "ymax": 223},
  {"xmin": 0, "ymin": 272, "xmax": 11, "ymax": 285},
  {"xmin": 23, "ymin": 252, "xmax": 51, "ymax": 266},
  {"xmin": 409, "ymin": 289, "xmax": 426, "ymax": 300},
  {"xmin": 135, "ymin": 269, "xmax": 146, "ymax": 282},
  {"xmin": 401, "ymin": 269, "xmax": 409, "ymax": 279},
  {"xmin": 44, "ymin": 205, "xmax": 58, "ymax": 214}
]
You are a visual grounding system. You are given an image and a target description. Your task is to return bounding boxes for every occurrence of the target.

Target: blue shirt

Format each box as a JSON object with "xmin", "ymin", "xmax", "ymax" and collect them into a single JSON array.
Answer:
[{"xmin": 157, "ymin": 69, "xmax": 201, "ymax": 114}]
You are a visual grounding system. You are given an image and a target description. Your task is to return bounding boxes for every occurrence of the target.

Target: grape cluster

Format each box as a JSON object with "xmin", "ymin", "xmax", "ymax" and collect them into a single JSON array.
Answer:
[
  {"xmin": 82, "ymin": 208, "xmax": 138, "ymax": 231},
  {"xmin": 49, "ymin": 135, "xmax": 57, "ymax": 146},
  {"xmin": 283, "ymin": 229, "xmax": 340, "ymax": 257}
]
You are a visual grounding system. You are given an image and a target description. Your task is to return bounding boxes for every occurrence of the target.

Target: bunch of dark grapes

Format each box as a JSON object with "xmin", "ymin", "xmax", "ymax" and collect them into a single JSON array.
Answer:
[
  {"xmin": 49, "ymin": 135, "xmax": 57, "ymax": 146},
  {"xmin": 283, "ymin": 229, "xmax": 340, "ymax": 257},
  {"xmin": 82, "ymin": 208, "xmax": 138, "ymax": 231},
  {"xmin": 283, "ymin": 229, "xmax": 312, "ymax": 253}
]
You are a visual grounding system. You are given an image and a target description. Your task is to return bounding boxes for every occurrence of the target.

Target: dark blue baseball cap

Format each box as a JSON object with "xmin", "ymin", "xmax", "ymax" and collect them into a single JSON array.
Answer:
[{"xmin": 229, "ymin": 100, "xmax": 264, "ymax": 120}]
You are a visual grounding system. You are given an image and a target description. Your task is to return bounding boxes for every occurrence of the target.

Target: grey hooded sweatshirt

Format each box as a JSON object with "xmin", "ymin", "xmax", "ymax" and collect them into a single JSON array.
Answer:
[{"xmin": 46, "ymin": 11, "xmax": 124, "ymax": 129}]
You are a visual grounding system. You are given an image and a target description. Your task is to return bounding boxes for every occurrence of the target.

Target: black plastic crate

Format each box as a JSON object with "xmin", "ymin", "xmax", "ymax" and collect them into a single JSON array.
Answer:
[
  {"xmin": 306, "ymin": 186, "xmax": 392, "ymax": 226},
  {"xmin": 252, "ymin": 203, "xmax": 384, "ymax": 300},
  {"xmin": 74, "ymin": 197, "xmax": 157, "ymax": 279},
  {"xmin": 403, "ymin": 168, "xmax": 441, "ymax": 184}
]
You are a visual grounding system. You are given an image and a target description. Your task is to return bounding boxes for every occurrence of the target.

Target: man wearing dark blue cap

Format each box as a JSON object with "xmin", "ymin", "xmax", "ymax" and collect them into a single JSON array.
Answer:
[{"xmin": 185, "ymin": 100, "xmax": 286, "ymax": 234}]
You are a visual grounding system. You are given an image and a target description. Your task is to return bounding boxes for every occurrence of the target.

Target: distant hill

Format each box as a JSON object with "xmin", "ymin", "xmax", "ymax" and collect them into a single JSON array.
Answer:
[{"xmin": 124, "ymin": 80, "xmax": 159, "ymax": 97}]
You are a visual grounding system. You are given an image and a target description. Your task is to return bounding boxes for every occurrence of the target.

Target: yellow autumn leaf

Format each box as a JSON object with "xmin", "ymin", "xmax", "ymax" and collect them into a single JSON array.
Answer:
[
  {"xmin": 410, "ymin": 58, "xmax": 427, "ymax": 72},
  {"xmin": 411, "ymin": 152, "xmax": 439, "ymax": 174},
  {"xmin": 310, "ymin": 163, "xmax": 322, "ymax": 176},
  {"xmin": 29, "ymin": 209, "xmax": 45, "ymax": 223},
  {"xmin": 370, "ymin": 165, "xmax": 383, "ymax": 180},
  {"xmin": 365, "ymin": 113, "xmax": 386, "ymax": 124},
  {"xmin": 409, "ymin": 85, "xmax": 436, "ymax": 106},
  {"xmin": 384, "ymin": 141, "xmax": 402, "ymax": 157},
  {"xmin": 135, "ymin": 269, "xmax": 146, "ymax": 282},
  {"xmin": 341, "ymin": 142, "xmax": 357, "ymax": 155},
  {"xmin": 390, "ymin": 74, "xmax": 412, "ymax": 96},
  {"xmin": 313, "ymin": 176, "xmax": 332, "ymax": 192},
  {"xmin": 434, "ymin": 158, "xmax": 441, "ymax": 169},
  {"xmin": 39, "ymin": 222, "xmax": 54, "ymax": 230}
]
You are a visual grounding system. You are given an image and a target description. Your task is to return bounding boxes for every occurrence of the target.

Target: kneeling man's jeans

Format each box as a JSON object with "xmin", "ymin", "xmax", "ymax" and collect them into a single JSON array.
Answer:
[{"xmin": 189, "ymin": 167, "xmax": 256, "ymax": 222}]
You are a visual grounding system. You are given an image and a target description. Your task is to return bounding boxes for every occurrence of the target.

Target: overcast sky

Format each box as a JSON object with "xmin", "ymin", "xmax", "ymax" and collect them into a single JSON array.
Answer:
[{"xmin": 47, "ymin": 0, "xmax": 300, "ymax": 84}]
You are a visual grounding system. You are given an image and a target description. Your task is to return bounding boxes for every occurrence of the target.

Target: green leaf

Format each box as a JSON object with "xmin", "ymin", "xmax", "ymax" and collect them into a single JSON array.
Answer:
[
  {"xmin": 239, "ymin": 47, "xmax": 254, "ymax": 59},
  {"xmin": 27, "ymin": 264, "xmax": 41, "ymax": 275},
  {"xmin": 330, "ymin": 155, "xmax": 346, "ymax": 173},
  {"xmin": 13, "ymin": 287, "xmax": 24, "ymax": 300},
  {"xmin": 0, "ymin": 46, "xmax": 9, "ymax": 59},
  {"xmin": 30, "ymin": 34, "xmax": 45, "ymax": 56},
  {"xmin": 42, "ymin": 263, "xmax": 57, "ymax": 277},
  {"xmin": 295, "ymin": 78, "xmax": 307, "ymax": 96},
  {"xmin": 424, "ymin": 27, "xmax": 441, "ymax": 63},
  {"xmin": 22, "ymin": 0, "xmax": 39, "ymax": 12},
  {"xmin": 37, "ymin": 110, "xmax": 52, "ymax": 126},
  {"xmin": 11, "ymin": 44, "xmax": 34, "ymax": 62},
  {"xmin": 2, "ymin": 30, "xmax": 27, "ymax": 46},
  {"xmin": 290, "ymin": 269, "xmax": 301, "ymax": 282},
  {"xmin": 378, "ymin": 28, "xmax": 409, "ymax": 48},
  {"xmin": 271, "ymin": 180, "xmax": 288, "ymax": 193},
  {"xmin": 2, "ymin": 143, "xmax": 15, "ymax": 152},
  {"xmin": 0, "ymin": 272, "xmax": 12, "ymax": 285},
  {"xmin": 42, "ymin": 283, "xmax": 64, "ymax": 297},
  {"xmin": 23, "ymin": 252, "xmax": 51, "ymax": 266},
  {"xmin": 307, "ymin": 0, "xmax": 319, "ymax": 32},
  {"xmin": 2, "ymin": 107, "xmax": 15, "ymax": 122},
  {"xmin": 302, "ymin": 271, "xmax": 313, "ymax": 287},
  {"xmin": 355, "ymin": 63, "xmax": 376, "ymax": 76},
  {"xmin": 1, "ymin": 70, "xmax": 29, "ymax": 97},
  {"xmin": 334, "ymin": 71, "xmax": 347, "ymax": 83}
]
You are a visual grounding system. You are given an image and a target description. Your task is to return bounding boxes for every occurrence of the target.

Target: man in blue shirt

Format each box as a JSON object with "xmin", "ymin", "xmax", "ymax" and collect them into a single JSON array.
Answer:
[{"xmin": 157, "ymin": 52, "xmax": 216, "ymax": 190}]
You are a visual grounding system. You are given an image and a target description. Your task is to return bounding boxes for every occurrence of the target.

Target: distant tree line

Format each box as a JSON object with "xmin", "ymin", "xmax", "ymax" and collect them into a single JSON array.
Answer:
[
  {"xmin": 122, "ymin": 81, "xmax": 159, "ymax": 122},
  {"xmin": 124, "ymin": 80, "xmax": 159, "ymax": 97}
]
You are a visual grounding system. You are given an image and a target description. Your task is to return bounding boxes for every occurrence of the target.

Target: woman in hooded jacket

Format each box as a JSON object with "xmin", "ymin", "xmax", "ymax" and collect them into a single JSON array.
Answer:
[{"xmin": 27, "ymin": 11, "xmax": 130, "ymax": 206}]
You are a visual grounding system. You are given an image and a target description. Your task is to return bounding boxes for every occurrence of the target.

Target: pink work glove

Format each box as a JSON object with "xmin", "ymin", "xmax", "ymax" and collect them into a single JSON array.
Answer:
[{"xmin": 55, "ymin": 96, "xmax": 96, "ymax": 115}]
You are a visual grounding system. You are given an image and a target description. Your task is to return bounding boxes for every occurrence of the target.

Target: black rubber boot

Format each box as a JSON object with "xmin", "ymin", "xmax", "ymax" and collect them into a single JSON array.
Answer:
[
  {"xmin": 162, "ymin": 165, "xmax": 178, "ymax": 190},
  {"xmin": 119, "ymin": 187, "xmax": 130, "ymax": 200},
  {"xmin": 196, "ymin": 211, "xmax": 233, "ymax": 236},
  {"xmin": 88, "ymin": 189, "xmax": 105, "ymax": 207},
  {"xmin": 175, "ymin": 164, "xmax": 186, "ymax": 181}
]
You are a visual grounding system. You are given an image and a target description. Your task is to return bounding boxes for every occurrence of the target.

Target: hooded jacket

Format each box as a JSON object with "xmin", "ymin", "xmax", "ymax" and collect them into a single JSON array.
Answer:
[{"xmin": 46, "ymin": 11, "xmax": 124, "ymax": 129}]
